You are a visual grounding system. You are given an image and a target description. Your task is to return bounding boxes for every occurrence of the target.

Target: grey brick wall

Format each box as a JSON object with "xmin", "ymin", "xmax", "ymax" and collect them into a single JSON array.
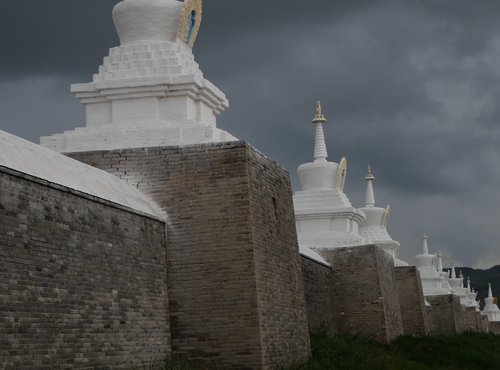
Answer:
[
  {"xmin": 489, "ymin": 321, "xmax": 500, "ymax": 334},
  {"xmin": 69, "ymin": 142, "xmax": 311, "ymax": 370},
  {"xmin": 395, "ymin": 267, "xmax": 430, "ymax": 336},
  {"xmin": 0, "ymin": 167, "xmax": 170, "ymax": 369},
  {"xmin": 427, "ymin": 294, "xmax": 459, "ymax": 335},
  {"xmin": 320, "ymin": 245, "xmax": 403, "ymax": 343},
  {"xmin": 300, "ymin": 256, "xmax": 335, "ymax": 333}
]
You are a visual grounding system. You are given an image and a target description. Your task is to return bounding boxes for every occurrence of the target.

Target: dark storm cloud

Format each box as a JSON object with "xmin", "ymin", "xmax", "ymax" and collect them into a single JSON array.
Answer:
[
  {"xmin": 1, "ymin": 0, "xmax": 500, "ymax": 266},
  {"xmin": 0, "ymin": 0, "xmax": 118, "ymax": 79}
]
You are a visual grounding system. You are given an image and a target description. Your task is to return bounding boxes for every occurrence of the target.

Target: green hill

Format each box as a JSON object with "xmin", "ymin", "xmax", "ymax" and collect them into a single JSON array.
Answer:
[{"xmin": 445, "ymin": 265, "xmax": 500, "ymax": 308}]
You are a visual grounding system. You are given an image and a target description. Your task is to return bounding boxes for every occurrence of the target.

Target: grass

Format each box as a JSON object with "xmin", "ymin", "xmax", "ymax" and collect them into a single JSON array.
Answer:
[
  {"xmin": 157, "ymin": 330, "xmax": 500, "ymax": 370},
  {"xmin": 289, "ymin": 330, "xmax": 500, "ymax": 370}
]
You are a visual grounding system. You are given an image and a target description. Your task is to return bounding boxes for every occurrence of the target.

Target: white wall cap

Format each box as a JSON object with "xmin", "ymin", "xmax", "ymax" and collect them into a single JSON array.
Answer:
[
  {"xmin": 299, "ymin": 245, "xmax": 331, "ymax": 267},
  {"xmin": 0, "ymin": 130, "xmax": 165, "ymax": 220}
]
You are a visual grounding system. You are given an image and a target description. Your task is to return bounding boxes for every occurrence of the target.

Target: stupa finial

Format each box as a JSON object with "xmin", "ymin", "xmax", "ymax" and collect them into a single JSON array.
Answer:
[
  {"xmin": 489, "ymin": 283, "xmax": 493, "ymax": 298},
  {"xmin": 312, "ymin": 100, "xmax": 328, "ymax": 162},
  {"xmin": 366, "ymin": 165, "xmax": 375, "ymax": 181},
  {"xmin": 364, "ymin": 165, "xmax": 376, "ymax": 207},
  {"xmin": 312, "ymin": 100, "xmax": 327, "ymax": 123}
]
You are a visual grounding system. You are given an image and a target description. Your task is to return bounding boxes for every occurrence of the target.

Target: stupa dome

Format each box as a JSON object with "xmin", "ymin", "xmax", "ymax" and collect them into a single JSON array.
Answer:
[
  {"xmin": 298, "ymin": 161, "xmax": 339, "ymax": 191},
  {"xmin": 113, "ymin": 0, "xmax": 187, "ymax": 45}
]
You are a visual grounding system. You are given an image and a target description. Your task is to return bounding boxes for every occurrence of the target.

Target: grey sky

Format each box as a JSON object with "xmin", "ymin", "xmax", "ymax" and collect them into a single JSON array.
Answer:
[{"xmin": 1, "ymin": 0, "xmax": 500, "ymax": 267}]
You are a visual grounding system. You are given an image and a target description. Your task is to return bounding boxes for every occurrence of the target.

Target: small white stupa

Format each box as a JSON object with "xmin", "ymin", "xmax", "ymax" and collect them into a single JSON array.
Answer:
[
  {"xmin": 415, "ymin": 234, "xmax": 452, "ymax": 296},
  {"xmin": 41, "ymin": 0, "xmax": 236, "ymax": 152},
  {"xmin": 448, "ymin": 265, "xmax": 470, "ymax": 306},
  {"xmin": 358, "ymin": 165, "xmax": 408, "ymax": 267},
  {"xmin": 466, "ymin": 277, "xmax": 480, "ymax": 311},
  {"xmin": 436, "ymin": 251, "xmax": 453, "ymax": 292},
  {"xmin": 293, "ymin": 102, "xmax": 367, "ymax": 251},
  {"xmin": 482, "ymin": 283, "xmax": 500, "ymax": 321}
]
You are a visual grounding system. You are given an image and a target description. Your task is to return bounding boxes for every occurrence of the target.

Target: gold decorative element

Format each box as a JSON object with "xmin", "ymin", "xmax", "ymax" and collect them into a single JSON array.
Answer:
[
  {"xmin": 365, "ymin": 164, "xmax": 375, "ymax": 181},
  {"xmin": 383, "ymin": 205, "xmax": 391, "ymax": 227},
  {"xmin": 312, "ymin": 100, "xmax": 327, "ymax": 123},
  {"xmin": 336, "ymin": 157, "xmax": 347, "ymax": 191},
  {"xmin": 178, "ymin": 0, "xmax": 203, "ymax": 48},
  {"xmin": 494, "ymin": 297, "xmax": 498, "ymax": 305}
]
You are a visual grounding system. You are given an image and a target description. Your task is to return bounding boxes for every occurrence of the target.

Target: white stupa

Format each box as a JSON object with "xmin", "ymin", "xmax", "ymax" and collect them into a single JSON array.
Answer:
[
  {"xmin": 358, "ymin": 166, "xmax": 408, "ymax": 267},
  {"xmin": 293, "ymin": 102, "xmax": 367, "ymax": 251},
  {"xmin": 465, "ymin": 277, "xmax": 480, "ymax": 311},
  {"xmin": 415, "ymin": 234, "xmax": 453, "ymax": 296},
  {"xmin": 448, "ymin": 265, "xmax": 470, "ymax": 306},
  {"xmin": 436, "ymin": 251, "xmax": 453, "ymax": 292},
  {"xmin": 40, "ymin": 0, "xmax": 236, "ymax": 152},
  {"xmin": 482, "ymin": 283, "xmax": 500, "ymax": 321}
]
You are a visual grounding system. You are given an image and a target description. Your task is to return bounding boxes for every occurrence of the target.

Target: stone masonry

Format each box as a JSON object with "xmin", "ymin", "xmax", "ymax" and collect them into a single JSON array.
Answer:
[
  {"xmin": 395, "ymin": 266, "xmax": 430, "ymax": 336},
  {"xmin": 320, "ymin": 245, "xmax": 404, "ymax": 343},
  {"xmin": 300, "ymin": 256, "xmax": 335, "ymax": 333},
  {"xmin": 69, "ymin": 141, "xmax": 311, "ymax": 370},
  {"xmin": 0, "ymin": 167, "xmax": 170, "ymax": 369},
  {"xmin": 427, "ymin": 295, "xmax": 461, "ymax": 335}
]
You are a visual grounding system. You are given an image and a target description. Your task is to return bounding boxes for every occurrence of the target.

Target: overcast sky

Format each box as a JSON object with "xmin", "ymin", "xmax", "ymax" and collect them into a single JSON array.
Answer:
[{"xmin": 1, "ymin": 0, "xmax": 500, "ymax": 267}]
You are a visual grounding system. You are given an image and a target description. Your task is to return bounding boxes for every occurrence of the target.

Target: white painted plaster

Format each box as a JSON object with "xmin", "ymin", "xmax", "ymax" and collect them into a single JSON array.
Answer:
[{"xmin": 0, "ymin": 130, "xmax": 165, "ymax": 219}]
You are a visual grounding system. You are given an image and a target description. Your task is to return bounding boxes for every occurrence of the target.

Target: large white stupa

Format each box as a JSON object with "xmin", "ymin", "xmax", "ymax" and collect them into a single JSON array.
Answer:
[
  {"xmin": 293, "ymin": 102, "xmax": 368, "ymax": 251},
  {"xmin": 358, "ymin": 166, "xmax": 408, "ymax": 267},
  {"xmin": 41, "ymin": 0, "xmax": 236, "ymax": 152}
]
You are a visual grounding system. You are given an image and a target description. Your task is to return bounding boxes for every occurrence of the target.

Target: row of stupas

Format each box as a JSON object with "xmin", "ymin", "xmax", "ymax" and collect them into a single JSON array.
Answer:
[
  {"xmin": 415, "ymin": 233, "xmax": 500, "ymax": 317},
  {"xmin": 293, "ymin": 102, "xmax": 408, "ymax": 267},
  {"xmin": 295, "ymin": 102, "xmax": 500, "ymax": 320}
]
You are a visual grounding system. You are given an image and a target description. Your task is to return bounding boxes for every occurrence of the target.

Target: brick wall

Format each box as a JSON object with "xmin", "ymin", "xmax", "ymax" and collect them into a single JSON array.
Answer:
[
  {"xmin": 395, "ymin": 267, "xmax": 430, "ymax": 336},
  {"xmin": 489, "ymin": 321, "xmax": 500, "ymax": 334},
  {"xmin": 478, "ymin": 313, "xmax": 489, "ymax": 333},
  {"xmin": 0, "ymin": 167, "xmax": 170, "ymax": 369},
  {"xmin": 320, "ymin": 245, "xmax": 403, "ymax": 343},
  {"xmin": 69, "ymin": 142, "xmax": 311, "ymax": 370},
  {"xmin": 459, "ymin": 308, "xmax": 488, "ymax": 333},
  {"xmin": 300, "ymin": 256, "xmax": 334, "ymax": 333},
  {"xmin": 427, "ymin": 295, "xmax": 459, "ymax": 335}
]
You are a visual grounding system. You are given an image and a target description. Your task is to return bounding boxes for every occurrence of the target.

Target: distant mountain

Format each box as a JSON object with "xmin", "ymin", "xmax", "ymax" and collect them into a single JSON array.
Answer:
[{"xmin": 444, "ymin": 265, "xmax": 500, "ymax": 309}]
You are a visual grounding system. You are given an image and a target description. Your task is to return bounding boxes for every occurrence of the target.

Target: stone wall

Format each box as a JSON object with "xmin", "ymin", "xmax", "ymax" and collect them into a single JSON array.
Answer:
[
  {"xmin": 69, "ymin": 142, "xmax": 311, "ymax": 370},
  {"xmin": 0, "ymin": 167, "xmax": 170, "ymax": 369},
  {"xmin": 460, "ymin": 308, "xmax": 489, "ymax": 333},
  {"xmin": 427, "ymin": 295, "xmax": 460, "ymax": 335},
  {"xmin": 395, "ymin": 267, "xmax": 430, "ymax": 336},
  {"xmin": 320, "ymin": 245, "xmax": 403, "ymax": 343},
  {"xmin": 300, "ymin": 256, "xmax": 334, "ymax": 333},
  {"xmin": 478, "ymin": 313, "xmax": 489, "ymax": 333},
  {"xmin": 489, "ymin": 321, "xmax": 500, "ymax": 334}
]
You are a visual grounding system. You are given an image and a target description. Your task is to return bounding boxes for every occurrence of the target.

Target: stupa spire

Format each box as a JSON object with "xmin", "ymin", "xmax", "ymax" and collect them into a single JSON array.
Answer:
[
  {"xmin": 467, "ymin": 277, "xmax": 471, "ymax": 291},
  {"xmin": 312, "ymin": 100, "xmax": 328, "ymax": 163},
  {"xmin": 489, "ymin": 283, "xmax": 493, "ymax": 298},
  {"xmin": 422, "ymin": 233, "xmax": 429, "ymax": 255},
  {"xmin": 451, "ymin": 264, "xmax": 457, "ymax": 279},
  {"xmin": 364, "ymin": 165, "xmax": 376, "ymax": 207},
  {"xmin": 437, "ymin": 251, "xmax": 443, "ymax": 273}
]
